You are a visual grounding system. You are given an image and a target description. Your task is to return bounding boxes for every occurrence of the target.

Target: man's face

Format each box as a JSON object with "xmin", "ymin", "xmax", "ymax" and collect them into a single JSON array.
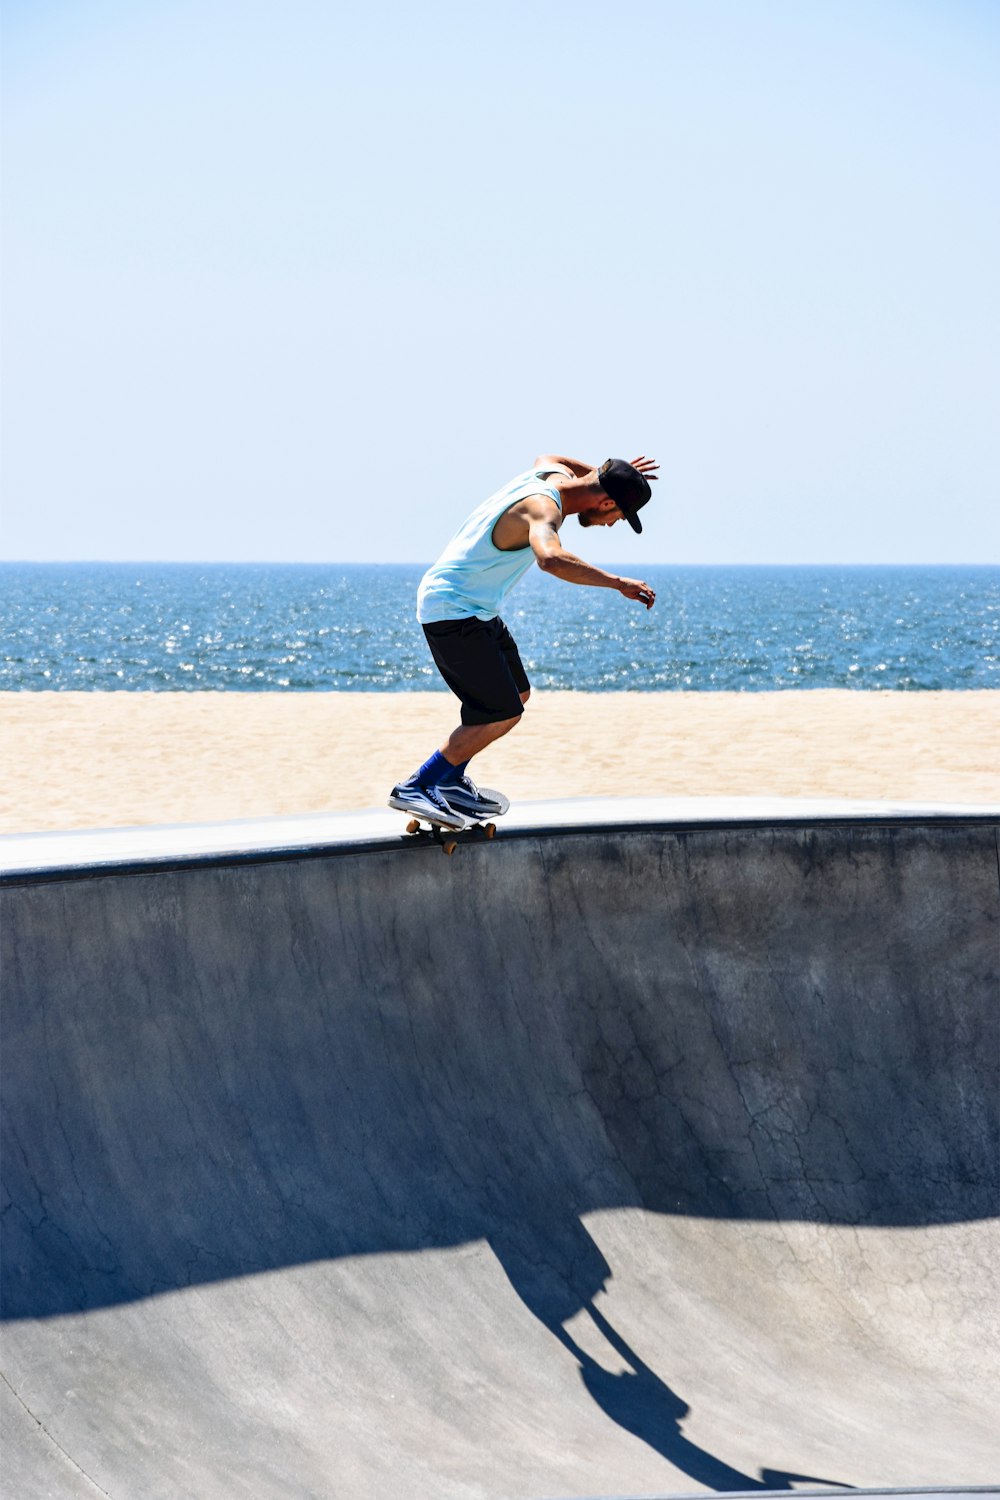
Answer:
[{"xmin": 577, "ymin": 498, "xmax": 624, "ymax": 529}]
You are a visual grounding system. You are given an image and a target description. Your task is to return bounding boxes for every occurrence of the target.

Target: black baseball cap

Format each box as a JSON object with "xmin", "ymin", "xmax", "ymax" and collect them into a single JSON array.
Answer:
[{"xmin": 596, "ymin": 459, "xmax": 652, "ymax": 533}]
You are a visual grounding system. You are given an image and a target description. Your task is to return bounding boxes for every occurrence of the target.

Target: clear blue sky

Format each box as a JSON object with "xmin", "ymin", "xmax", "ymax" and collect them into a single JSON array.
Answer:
[{"xmin": 2, "ymin": 0, "xmax": 998, "ymax": 564}]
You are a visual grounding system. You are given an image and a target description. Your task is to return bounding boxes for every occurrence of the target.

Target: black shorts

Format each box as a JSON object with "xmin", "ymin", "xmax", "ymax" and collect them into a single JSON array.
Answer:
[{"xmin": 422, "ymin": 616, "xmax": 530, "ymax": 725}]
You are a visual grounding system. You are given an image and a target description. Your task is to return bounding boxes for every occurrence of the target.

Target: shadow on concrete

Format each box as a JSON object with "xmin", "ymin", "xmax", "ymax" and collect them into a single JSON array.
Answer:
[
  {"xmin": 2, "ymin": 824, "xmax": 997, "ymax": 1326},
  {"xmin": 491, "ymin": 1222, "xmax": 853, "ymax": 1491},
  {"xmin": 3, "ymin": 822, "xmax": 997, "ymax": 1493}
]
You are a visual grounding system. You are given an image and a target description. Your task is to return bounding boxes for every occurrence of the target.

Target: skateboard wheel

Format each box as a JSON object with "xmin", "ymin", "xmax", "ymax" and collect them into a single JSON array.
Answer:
[
  {"xmin": 484, "ymin": 823, "xmax": 496, "ymax": 838},
  {"xmin": 443, "ymin": 840, "xmax": 458, "ymax": 856},
  {"xmin": 405, "ymin": 819, "xmax": 420, "ymax": 834}
]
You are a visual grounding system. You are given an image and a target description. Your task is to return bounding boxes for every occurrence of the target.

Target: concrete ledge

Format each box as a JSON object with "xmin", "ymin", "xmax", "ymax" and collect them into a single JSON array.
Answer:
[{"xmin": 2, "ymin": 795, "xmax": 998, "ymax": 882}]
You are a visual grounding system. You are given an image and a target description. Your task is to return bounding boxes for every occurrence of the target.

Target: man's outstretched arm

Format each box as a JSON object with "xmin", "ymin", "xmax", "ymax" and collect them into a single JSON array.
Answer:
[
  {"xmin": 527, "ymin": 509, "xmax": 656, "ymax": 609},
  {"xmin": 533, "ymin": 453, "xmax": 593, "ymax": 477}
]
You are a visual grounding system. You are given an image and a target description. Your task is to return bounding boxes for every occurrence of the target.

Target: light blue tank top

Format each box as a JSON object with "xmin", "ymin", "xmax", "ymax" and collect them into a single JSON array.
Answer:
[{"xmin": 416, "ymin": 468, "xmax": 566, "ymax": 623}]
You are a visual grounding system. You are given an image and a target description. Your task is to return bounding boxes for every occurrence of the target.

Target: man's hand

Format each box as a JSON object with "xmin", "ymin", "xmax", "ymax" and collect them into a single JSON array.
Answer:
[
  {"xmin": 618, "ymin": 576, "xmax": 656, "ymax": 609},
  {"xmin": 629, "ymin": 456, "xmax": 660, "ymax": 482}
]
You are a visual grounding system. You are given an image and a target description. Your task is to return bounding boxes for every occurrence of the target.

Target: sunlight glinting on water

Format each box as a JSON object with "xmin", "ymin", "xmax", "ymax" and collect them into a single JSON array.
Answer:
[{"xmin": 2, "ymin": 563, "xmax": 998, "ymax": 692}]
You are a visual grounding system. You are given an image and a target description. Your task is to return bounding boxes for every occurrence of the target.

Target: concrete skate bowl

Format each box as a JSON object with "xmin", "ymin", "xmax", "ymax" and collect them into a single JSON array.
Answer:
[{"xmin": 2, "ymin": 809, "xmax": 998, "ymax": 1499}]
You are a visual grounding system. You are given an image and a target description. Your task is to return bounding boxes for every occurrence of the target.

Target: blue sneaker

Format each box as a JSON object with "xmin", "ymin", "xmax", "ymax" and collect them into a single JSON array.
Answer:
[
  {"xmin": 388, "ymin": 778, "xmax": 467, "ymax": 830},
  {"xmin": 436, "ymin": 774, "xmax": 510, "ymax": 819}
]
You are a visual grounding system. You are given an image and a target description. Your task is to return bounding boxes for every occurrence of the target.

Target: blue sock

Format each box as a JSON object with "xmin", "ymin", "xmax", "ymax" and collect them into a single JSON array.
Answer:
[
  {"xmin": 415, "ymin": 750, "xmax": 455, "ymax": 789},
  {"xmin": 454, "ymin": 760, "xmax": 469, "ymax": 778}
]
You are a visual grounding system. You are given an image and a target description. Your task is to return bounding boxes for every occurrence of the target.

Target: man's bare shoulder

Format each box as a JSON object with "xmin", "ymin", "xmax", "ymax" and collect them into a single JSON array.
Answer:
[
  {"xmin": 515, "ymin": 495, "xmax": 563, "ymax": 519},
  {"xmin": 512, "ymin": 491, "xmax": 562, "ymax": 525},
  {"xmin": 492, "ymin": 490, "xmax": 561, "ymax": 550}
]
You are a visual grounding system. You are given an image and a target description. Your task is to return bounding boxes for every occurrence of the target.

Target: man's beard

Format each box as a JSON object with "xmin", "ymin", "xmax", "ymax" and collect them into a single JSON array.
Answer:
[{"xmin": 577, "ymin": 511, "xmax": 595, "ymax": 528}]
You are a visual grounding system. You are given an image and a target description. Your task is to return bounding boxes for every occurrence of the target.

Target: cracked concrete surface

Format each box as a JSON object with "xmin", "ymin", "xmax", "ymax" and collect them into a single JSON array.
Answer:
[{"xmin": 1, "ymin": 816, "xmax": 998, "ymax": 1498}]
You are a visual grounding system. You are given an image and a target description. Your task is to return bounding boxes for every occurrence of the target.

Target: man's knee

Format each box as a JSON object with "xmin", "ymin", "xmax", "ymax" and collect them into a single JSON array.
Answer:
[
  {"xmin": 466, "ymin": 711, "xmax": 521, "ymax": 738},
  {"xmin": 520, "ymin": 687, "xmax": 531, "ymax": 705},
  {"xmin": 479, "ymin": 711, "xmax": 521, "ymax": 741}
]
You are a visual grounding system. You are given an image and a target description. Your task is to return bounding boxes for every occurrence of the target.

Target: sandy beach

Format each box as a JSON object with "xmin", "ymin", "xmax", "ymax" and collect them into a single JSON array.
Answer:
[{"xmin": 2, "ymin": 689, "xmax": 997, "ymax": 834}]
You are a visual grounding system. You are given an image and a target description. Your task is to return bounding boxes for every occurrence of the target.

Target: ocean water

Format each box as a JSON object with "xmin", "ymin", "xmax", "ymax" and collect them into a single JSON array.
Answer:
[{"xmin": 1, "ymin": 562, "xmax": 998, "ymax": 692}]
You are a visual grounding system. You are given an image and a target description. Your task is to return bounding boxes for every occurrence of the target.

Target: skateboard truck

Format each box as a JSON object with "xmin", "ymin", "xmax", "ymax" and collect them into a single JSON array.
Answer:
[{"xmin": 403, "ymin": 815, "xmax": 496, "ymax": 856}]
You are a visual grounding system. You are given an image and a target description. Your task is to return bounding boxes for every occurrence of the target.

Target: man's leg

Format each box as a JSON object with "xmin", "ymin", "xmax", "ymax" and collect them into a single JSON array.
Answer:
[
  {"xmin": 390, "ymin": 620, "xmax": 527, "ymax": 819},
  {"xmin": 440, "ymin": 688, "xmax": 530, "ymax": 766}
]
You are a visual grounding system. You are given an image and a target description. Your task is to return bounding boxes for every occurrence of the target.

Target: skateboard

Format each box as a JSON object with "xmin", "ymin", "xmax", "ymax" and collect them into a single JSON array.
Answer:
[{"xmin": 400, "ymin": 812, "xmax": 497, "ymax": 856}]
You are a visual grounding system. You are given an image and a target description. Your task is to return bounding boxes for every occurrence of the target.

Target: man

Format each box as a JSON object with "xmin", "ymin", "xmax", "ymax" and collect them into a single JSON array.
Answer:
[{"xmin": 389, "ymin": 453, "xmax": 659, "ymax": 828}]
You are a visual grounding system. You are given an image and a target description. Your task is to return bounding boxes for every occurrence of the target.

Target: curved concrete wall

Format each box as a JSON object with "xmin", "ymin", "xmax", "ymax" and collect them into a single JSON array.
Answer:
[{"xmin": 2, "ymin": 812, "xmax": 998, "ymax": 1497}]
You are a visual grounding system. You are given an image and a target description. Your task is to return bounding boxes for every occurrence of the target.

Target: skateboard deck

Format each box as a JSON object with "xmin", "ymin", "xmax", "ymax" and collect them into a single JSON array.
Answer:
[{"xmin": 400, "ymin": 812, "xmax": 497, "ymax": 856}]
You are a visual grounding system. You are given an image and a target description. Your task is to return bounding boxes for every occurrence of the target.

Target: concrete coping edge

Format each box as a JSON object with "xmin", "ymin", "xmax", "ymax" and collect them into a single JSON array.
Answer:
[{"xmin": 2, "ymin": 796, "xmax": 998, "ymax": 884}]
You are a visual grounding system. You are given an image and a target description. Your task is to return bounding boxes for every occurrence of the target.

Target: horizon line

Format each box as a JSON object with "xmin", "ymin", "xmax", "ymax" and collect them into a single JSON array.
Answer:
[{"xmin": 3, "ymin": 559, "xmax": 999, "ymax": 570}]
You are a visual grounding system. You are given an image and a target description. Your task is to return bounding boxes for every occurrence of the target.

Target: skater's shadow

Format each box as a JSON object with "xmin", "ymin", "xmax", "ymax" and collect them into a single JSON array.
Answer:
[
  {"xmin": 489, "ymin": 1221, "xmax": 852, "ymax": 1493},
  {"xmin": 560, "ymin": 1303, "xmax": 848, "ymax": 1491}
]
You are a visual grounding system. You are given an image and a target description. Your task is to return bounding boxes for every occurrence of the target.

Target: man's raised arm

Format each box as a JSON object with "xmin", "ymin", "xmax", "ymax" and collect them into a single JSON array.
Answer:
[{"xmin": 533, "ymin": 453, "xmax": 593, "ymax": 477}]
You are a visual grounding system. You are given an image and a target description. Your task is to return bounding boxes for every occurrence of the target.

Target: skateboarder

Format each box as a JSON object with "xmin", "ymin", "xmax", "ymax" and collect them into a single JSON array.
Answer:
[{"xmin": 389, "ymin": 453, "xmax": 659, "ymax": 829}]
